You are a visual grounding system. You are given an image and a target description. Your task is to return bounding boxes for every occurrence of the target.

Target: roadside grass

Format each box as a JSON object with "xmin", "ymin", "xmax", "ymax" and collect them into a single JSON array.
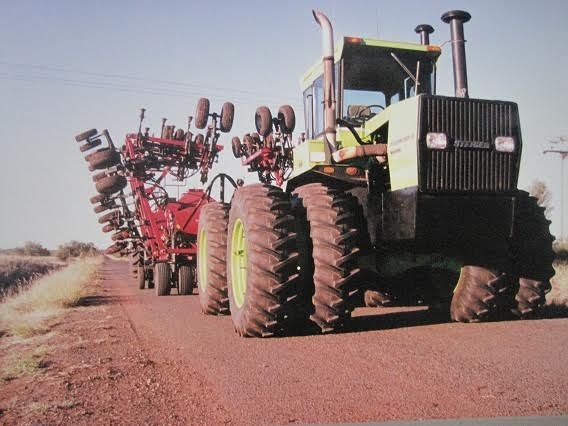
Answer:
[
  {"xmin": 0, "ymin": 345, "xmax": 51, "ymax": 382},
  {"xmin": 0, "ymin": 257, "xmax": 102, "ymax": 338},
  {"xmin": 0, "ymin": 255, "xmax": 64, "ymax": 294},
  {"xmin": 546, "ymin": 260, "xmax": 568, "ymax": 315}
]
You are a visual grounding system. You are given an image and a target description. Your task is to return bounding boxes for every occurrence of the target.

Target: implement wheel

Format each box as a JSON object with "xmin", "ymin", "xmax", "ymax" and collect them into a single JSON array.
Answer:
[
  {"xmin": 138, "ymin": 265, "xmax": 145, "ymax": 290},
  {"xmin": 255, "ymin": 106, "xmax": 272, "ymax": 137},
  {"xmin": 277, "ymin": 105, "xmax": 295, "ymax": 133},
  {"xmin": 178, "ymin": 265, "xmax": 195, "ymax": 295},
  {"xmin": 87, "ymin": 148, "xmax": 121, "ymax": 170},
  {"xmin": 75, "ymin": 128, "xmax": 97, "ymax": 142},
  {"xmin": 194, "ymin": 97, "xmax": 210, "ymax": 129},
  {"xmin": 511, "ymin": 191, "xmax": 555, "ymax": 317},
  {"xmin": 293, "ymin": 183, "xmax": 365, "ymax": 332},
  {"xmin": 231, "ymin": 137, "xmax": 242, "ymax": 158},
  {"xmin": 197, "ymin": 202, "xmax": 230, "ymax": 315},
  {"xmin": 154, "ymin": 263, "xmax": 171, "ymax": 296},
  {"xmin": 96, "ymin": 175, "xmax": 127, "ymax": 195},
  {"xmin": 226, "ymin": 184, "xmax": 301, "ymax": 337},
  {"xmin": 220, "ymin": 102, "xmax": 235, "ymax": 133},
  {"xmin": 98, "ymin": 210, "xmax": 120, "ymax": 224}
]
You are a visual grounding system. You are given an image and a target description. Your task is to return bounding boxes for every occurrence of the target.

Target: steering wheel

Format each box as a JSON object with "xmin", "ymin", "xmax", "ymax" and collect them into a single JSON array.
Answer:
[{"xmin": 356, "ymin": 104, "xmax": 385, "ymax": 118}]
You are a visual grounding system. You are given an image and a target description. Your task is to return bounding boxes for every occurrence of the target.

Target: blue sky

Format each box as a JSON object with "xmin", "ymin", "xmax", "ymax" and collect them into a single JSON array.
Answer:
[{"xmin": 0, "ymin": 0, "xmax": 567, "ymax": 249}]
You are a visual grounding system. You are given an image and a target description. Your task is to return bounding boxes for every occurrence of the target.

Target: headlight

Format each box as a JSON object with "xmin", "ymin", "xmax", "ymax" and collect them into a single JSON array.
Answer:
[
  {"xmin": 495, "ymin": 136, "xmax": 516, "ymax": 153},
  {"xmin": 426, "ymin": 132, "xmax": 448, "ymax": 149}
]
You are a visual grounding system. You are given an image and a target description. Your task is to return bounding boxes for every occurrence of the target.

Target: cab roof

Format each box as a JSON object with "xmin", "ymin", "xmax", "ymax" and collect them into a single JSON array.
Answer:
[{"xmin": 301, "ymin": 36, "xmax": 442, "ymax": 91}]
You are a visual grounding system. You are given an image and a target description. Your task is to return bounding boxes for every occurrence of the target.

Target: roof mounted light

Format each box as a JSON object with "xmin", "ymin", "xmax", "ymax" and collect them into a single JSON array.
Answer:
[{"xmin": 345, "ymin": 36, "xmax": 363, "ymax": 44}]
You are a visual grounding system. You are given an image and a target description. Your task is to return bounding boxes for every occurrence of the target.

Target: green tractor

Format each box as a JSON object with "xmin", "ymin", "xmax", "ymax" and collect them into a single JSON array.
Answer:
[{"xmin": 197, "ymin": 9, "xmax": 555, "ymax": 337}]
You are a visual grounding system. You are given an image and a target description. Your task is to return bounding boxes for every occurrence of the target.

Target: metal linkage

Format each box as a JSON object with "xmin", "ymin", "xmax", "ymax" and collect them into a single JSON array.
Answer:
[{"xmin": 231, "ymin": 105, "xmax": 295, "ymax": 186}]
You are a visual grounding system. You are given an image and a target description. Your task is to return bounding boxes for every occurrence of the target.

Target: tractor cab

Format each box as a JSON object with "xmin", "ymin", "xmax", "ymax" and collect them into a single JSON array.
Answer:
[{"xmin": 301, "ymin": 37, "xmax": 441, "ymax": 143}]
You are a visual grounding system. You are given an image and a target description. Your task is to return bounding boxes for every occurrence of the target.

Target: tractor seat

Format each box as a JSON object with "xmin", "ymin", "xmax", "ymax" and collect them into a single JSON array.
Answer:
[{"xmin": 347, "ymin": 105, "xmax": 368, "ymax": 118}]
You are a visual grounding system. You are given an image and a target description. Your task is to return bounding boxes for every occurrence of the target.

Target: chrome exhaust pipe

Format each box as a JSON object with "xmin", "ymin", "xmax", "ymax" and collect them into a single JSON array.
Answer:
[{"xmin": 312, "ymin": 10, "xmax": 337, "ymax": 153}]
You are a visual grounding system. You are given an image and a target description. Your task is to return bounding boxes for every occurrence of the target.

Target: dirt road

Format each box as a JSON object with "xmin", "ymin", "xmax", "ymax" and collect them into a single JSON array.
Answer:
[
  {"xmin": 94, "ymin": 258, "xmax": 567, "ymax": 424},
  {"xmin": 4, "ymin": 258, "xmax": 566, "ymax": 424}
]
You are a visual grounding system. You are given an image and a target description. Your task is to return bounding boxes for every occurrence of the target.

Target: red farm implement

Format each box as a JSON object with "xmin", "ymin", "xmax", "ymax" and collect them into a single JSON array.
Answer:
[{"xmin": 74, "ymin": 98, "xmax": 236, "ymax": 296}]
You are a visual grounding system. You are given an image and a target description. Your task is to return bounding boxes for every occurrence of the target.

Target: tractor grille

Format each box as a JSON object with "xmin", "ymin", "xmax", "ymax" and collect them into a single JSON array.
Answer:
[{"xmin": 419, "ymin": 96, "xmax": 520, "ymax": 193}]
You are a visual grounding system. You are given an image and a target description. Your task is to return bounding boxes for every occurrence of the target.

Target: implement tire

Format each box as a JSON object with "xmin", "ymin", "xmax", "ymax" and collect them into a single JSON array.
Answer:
[
  {"xmin": 293, "ymin": 183, "xmax": 364, "ymax": 332},
  {"xmin": 277, "ymin": 105, "xmax": 295, "ymax": 133},
  {"xmin": 178, "ymin": 265, "xmax": 194, "ymax": 295},
  {"xmin": 194, "ymin": 98, "xmax": 210, "ymax": 129},
  {"xmin": 96, "ymin": 175, "xmax": 127, "ymax": 195},
  {"xmin": 450, "ymin": 266, "xmax": 513, "ymax": 322},
  {"xmin": 87, "ymin": 148, "xmax": 120, "ymax": 170},
  {"xmin": 226, "ymin": 184, "xmax": 301, "ymax": 337},
  {"xmin": 154, "ymin": 263, "xmax": 171, "ymax": 296},
  {"xmin": 220, "ymin": 102, "xmax": 234, "ymax": 133},
  {"xmin": 138, "ymin": 265, "xmax": 145, "ymax": 290},
  {"xmin": 197, "ymin": 202, "xmax": 230, "ymax": 315},
  {"xmin": 98, "ymin": 210, "xmax": 120, "ymax": 224},
  {"xmin": 511, "ymin": 191, "xmax": 555, "ymax": 317},
  {"xmin": 255, "ymin": 106, "xmax": 272, "ymax": 137},
  {"xmin": 75, "ymin": 128, "xmax": 97, "ymax": 142}
]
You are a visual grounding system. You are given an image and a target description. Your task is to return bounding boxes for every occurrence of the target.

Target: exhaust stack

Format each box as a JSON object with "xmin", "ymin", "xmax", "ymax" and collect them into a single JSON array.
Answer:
[
  {"xmin": 441, "ymin": 10, "xmax": 471, "ymax": 98},
  {"xmin": 414, "ymin": 24, "xmax": 434, "ymax": 45},
  {"xmin": 312, "ymin": 10, "xmax": 337, "ymax": 153}
]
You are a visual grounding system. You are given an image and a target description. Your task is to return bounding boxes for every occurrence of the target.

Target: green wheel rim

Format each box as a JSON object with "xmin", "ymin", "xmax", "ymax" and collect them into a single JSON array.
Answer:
[
  {"xmin": 231, "ymin": 218, "xmax": 247, "ymax": 308},
  {"xmin": 197, "ymin": 228, "xmax": 208, "ymax": 291}
]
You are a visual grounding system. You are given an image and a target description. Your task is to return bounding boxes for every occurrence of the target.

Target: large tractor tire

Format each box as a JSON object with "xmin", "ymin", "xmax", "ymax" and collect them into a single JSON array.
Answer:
[
  {"xmin": 87, "ymin": 148, "xmax": 120, "ymax": 170},
  {"xmin": 197, "ymin": 202, "xmax": 230, "ymax": 315},
  {"xmin": 220, "ymin": 102, "xmax": 235, "ymax": 133},
  {"xmin": 154, "ymin": 262, "xmax": 171, "ymax": 296},
  {"xmin": 138, "ymin": 265, "xmax": 145, "ymax": 290},
  {"xmin": 510, "ymin": 191, "xmax": 554, "ymax": 317},
  {"xmin": 450, "ymin": 266, "xmax": 513, "ymax": 322},
  {"xmin": 293, "ymin": 183, "xmax": 365, "ymax": 332},
  {"xmin": 194, "ymin": 98, "xmax": 210, "ymax": 129},
  {"xmin": 96, "ymin": 175, "xmax": 127, "ymax": 195},
  {"xmin": 177, "ymin": 265, "xmax": 194, "ymax": 296},
  {"xmin": 226, "ymin": 184, "xmax": 301, "ymax": 337}
]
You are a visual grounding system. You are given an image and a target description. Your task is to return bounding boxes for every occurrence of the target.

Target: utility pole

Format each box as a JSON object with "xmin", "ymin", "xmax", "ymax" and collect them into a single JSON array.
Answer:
[{"xmin": 543, "ymin": 136, "xmax": 568, "ymax": 240}]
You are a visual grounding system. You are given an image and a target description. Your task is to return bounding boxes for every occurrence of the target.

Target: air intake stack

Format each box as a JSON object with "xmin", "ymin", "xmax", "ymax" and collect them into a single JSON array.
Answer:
[
  {"xmin": 414, "ymin": 24, "xmax": 434, "ymax": 45},
  {"xmin": 441, "ymin": 10, "xmax": 471, "ymax": 98}
]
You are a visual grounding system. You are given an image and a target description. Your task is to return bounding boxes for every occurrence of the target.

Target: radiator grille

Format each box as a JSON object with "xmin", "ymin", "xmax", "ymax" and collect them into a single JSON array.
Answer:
[{"xmin": 420, "ymin": 96, "xmax": 520, "ymax": 193}]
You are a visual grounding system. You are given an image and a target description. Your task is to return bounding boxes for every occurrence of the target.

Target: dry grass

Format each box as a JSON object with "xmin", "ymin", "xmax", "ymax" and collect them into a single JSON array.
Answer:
[
  {"xmin": 1, "ymin": 345, "xmax": 51, "ymax": 382},
  {"xmin": 0, "ymin": 257, "xmax": 102, "ymax": 338},
  {"xmin": 548, "ymin": 260, "xmax": 568, "ymax": 307},
  {"xmin": 0, "ymin": 255, "xmax": 64, "ymax": 294}
]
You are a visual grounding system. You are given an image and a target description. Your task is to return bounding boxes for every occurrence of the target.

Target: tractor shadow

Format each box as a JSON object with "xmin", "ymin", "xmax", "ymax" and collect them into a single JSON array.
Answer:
[
  {"xmin": 346, "ymin": 307, "xmax": 450, "ymax": 333},
  {"xmin": 285, "ymin": 306, "xmax": 451, "ymax": 337},
  {"xmin": 285, "ymin": 303, "xmax": 568, "ymax": 337}
]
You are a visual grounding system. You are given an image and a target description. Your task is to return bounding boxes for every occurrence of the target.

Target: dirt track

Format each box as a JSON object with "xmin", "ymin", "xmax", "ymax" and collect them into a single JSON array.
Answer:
[
  {"xmin": 3, "ymin": 258, "xmax": 567, "ymax": 424},
  {"xmin": 105, "ymin": 259, "xmax": 568, "ymax": 424}
]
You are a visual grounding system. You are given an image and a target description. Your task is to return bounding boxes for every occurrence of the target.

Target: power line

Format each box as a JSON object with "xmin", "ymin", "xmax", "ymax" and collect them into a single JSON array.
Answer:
[
  {"xmin": 0, "ymin": 73, "xmax": 303, "ymax": 113},
  {"xmin": 0, "ymin": 60, "xmax": 300, "ymax": 104}
]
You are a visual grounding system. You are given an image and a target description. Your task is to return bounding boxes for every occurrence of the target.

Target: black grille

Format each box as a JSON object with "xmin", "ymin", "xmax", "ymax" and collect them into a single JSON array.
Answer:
[{"xmin": 419, "ymin": 96, "xmax": 520, "ymax": 193}]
